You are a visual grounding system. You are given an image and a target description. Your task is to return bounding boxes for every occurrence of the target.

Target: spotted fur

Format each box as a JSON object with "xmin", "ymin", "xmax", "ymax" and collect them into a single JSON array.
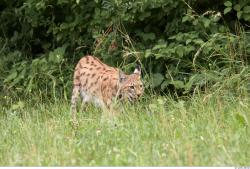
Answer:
[{"xmin": 71, "ymin": 55, "xmax": 143, "ymax": 122}]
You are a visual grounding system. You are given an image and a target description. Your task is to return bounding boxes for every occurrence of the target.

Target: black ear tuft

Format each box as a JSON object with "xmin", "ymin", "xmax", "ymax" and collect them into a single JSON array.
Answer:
[{"xmin": 134, "ymin": 62, "xmax": 141, "ymax": 75}]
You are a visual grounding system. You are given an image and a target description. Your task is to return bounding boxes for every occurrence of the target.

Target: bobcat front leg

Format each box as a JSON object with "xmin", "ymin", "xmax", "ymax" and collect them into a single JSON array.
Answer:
[{"xmin": 101, "ymin": 93, "xmax": 119, "ymax": 121}]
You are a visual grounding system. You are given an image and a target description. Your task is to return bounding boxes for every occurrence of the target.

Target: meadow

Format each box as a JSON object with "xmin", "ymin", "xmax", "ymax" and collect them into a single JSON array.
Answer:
[
  {"xmin": 1, "ymin": 0, "xmax": 250, "ymax": 166},
  {"xmin": 0, "ymin": 92, "xmax": 249, "ymax": 166}
]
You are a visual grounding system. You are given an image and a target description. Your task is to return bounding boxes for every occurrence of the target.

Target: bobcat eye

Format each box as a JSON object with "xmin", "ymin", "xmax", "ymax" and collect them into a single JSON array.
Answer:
[{"xmin": 130, "ymin": 86, "xmax": 135, "ymax": 89}]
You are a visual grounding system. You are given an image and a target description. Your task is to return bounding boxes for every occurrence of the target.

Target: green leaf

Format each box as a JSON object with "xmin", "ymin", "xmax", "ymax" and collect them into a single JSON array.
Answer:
[
  {"xmin": 161, "ymin": 80, "xmax": 169, "ymax": 90},
  {"xmin": 242, "ymin": 13, "xmax": 250, "ymax": 21},
  {"xmin": 169, "ymin": 80, "xmax": 185, "ymax": 89},
  {"xmin": 192, "ymin": 19, "xmax": 198, "ymax": 26},
  {"xmin": 193, "ymin": 39, "xmax": 204, "ymax": 45},
  {"xmin": 243, "ymin": 6, "xmax": 250, "ymax": 13},
  {"xmin": 233, "ymin": 4, "xmax": 241, "ymax": 11},
  {"xmin": 152, "ymin": 44, "xmax": 166, "ymax": 50},
  {"xmin": 202, "ymin": 18, "xmax": 211, "ymax": 28},
  {"xmin": 186, "ymin": 39, "xmax": 192, "ymax": 45},
  {"xmin": 237, "ymin": 11, "xmax": 243, "ymax": 19},
  {"xmin": 168, "ymin": 35, "xmax": 176, "ymax": 40},
  {"xmin": 224, "ymin": 1, "xmax": 232, "ymax": 7},
  {"xmin": 182, "ymin": 16, "xmax": 190, "ymax": 22},
  {"xmin": 224, "ymin": 7, "xmax": 232, "ymax": 14},
  {"xmin": 48, "ymin": 46, "xmax": 66, "ymax": 63},
  {"xmin": 151, "ymin": 73, "xmax": 164, "ymax": 88},
  {"xmin": 145, "ymin": 49, "xmax": 152, "ymax": 58},
  {"xmin": 175, "ymin": 34, "xmax": 183, "ymax": 41},
  {"xmin": 176, "ymin": 46, "xmax": 184, "ymax": 58}
]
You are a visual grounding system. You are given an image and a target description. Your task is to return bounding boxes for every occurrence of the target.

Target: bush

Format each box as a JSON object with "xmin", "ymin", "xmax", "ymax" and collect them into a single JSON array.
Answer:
[{"xmin": 0, "ymin": 0, "xmax": 250, "ymax": 98}]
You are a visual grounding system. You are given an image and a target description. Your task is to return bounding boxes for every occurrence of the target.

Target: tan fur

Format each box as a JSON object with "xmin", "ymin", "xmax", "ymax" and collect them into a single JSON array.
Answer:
[{"xmin": 71, "ymin": 55, "xmax": 143, "ymax": 122}]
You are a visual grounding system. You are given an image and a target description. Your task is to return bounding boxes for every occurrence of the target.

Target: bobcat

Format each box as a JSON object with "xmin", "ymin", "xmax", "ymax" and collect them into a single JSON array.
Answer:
[{"xmin": 71, "ymin": 55, "xmax": 143, "ymax": 122}]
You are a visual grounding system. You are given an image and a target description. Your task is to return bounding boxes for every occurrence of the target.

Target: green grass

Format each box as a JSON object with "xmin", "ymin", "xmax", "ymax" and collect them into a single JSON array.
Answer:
[{"xmin": 0, "ymin": 93, "xmax": 249, "ymax": 166}]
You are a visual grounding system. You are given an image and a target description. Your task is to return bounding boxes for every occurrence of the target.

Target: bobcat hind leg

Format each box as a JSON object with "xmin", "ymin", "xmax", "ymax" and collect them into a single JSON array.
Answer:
[{"xmin": 71, "ymin": 85, "xmax": 80, "ymax": 125}]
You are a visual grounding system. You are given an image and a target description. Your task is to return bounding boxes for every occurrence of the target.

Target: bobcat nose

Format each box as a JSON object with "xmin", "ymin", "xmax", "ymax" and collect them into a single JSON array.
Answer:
[{"xmin": 137, "ymin": 93, "xmax": 142, "ymax": 98}]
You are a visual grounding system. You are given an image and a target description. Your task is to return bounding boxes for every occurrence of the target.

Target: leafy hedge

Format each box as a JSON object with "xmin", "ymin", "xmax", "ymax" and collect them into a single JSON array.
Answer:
[{"xmin": 1, "ymin": 0, "xmax": 250, "ymax": 98}]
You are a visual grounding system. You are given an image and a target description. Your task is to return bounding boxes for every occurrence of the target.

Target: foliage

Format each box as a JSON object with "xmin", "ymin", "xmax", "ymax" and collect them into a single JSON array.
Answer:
[
  {"xmin": 224, "ymin": 0, "xmax": 250, "ymax": 21},
  {"xmin": 0, "ymin": 0, "xmax": 250, "ymax": 97},
  {"xmin": 3, "ymin": 46, "xmax": 71, "ymax": 99}
]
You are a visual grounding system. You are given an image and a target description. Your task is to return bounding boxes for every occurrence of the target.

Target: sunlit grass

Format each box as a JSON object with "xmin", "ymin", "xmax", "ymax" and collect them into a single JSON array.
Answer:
[{"xmin": 0, "ymin": 93, "xmax": 249, "ymax": 166}]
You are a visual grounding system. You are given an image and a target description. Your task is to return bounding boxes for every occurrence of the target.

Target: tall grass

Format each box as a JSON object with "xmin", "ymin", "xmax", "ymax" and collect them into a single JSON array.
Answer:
[{"xmin": 0, "ymin": 90, "xmax": 249, "ymax": 166}]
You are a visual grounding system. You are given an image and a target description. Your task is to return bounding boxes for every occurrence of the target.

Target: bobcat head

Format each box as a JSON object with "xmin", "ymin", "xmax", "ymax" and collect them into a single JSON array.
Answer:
[{"xmin": 118, "ymin": 65, "xmax": 144, "ymax": 101}]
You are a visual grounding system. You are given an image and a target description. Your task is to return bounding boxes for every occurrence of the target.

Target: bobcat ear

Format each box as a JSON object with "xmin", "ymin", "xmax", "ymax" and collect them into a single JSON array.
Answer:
[
  {"xmin": 119, "ymin": 70, "xmax": 126, "ymax": 83},
  {"xmin": 133, "ymin": 63, "xmax": 141, "ymax": 75}
]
